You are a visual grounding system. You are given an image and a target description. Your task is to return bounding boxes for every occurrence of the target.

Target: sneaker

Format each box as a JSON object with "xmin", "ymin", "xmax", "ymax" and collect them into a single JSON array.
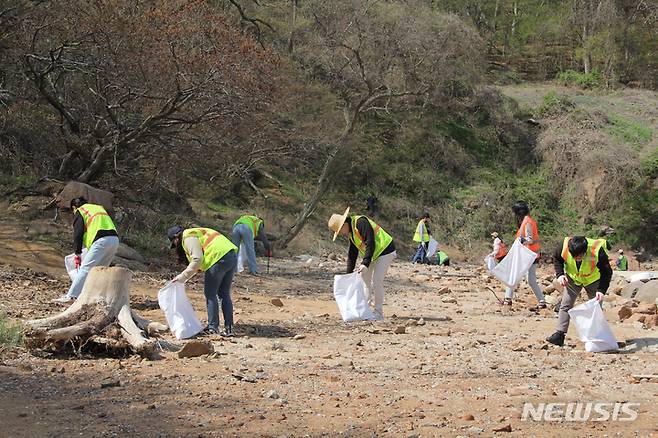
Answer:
[
  {"xmin": 200, "ymin": 326, "xmax": 219, "ymax": 336},
  {"xmin": 538, "ymin": 301, "xmax": 547, "ymax": 309},
  {"xmin": 54, "ymin": 295, "xmax": 74, "ymax": 303},
  {"xmin": 546, "ymin": 331, "xmax": 565, "ymax": 347},
  {"xmin": 502, "ymin": 298, "xmax": 512, "ymax": 306},
  {"xmin": 372, "ymin": 310, "xmax": 384, "ymax": 321},
  {"xmin": 220, "ymin": 326, "xmax": 235, "ymax": 337}
]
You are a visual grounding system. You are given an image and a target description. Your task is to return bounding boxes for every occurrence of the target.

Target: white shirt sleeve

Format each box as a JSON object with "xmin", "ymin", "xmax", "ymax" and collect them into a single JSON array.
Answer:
[
  {"xmin": 174, "ymin": 236, "xmax": 203, "ymax": 283},
  {"xmin": 490, "ymin": 238, "xmax": 501, "ymax": 257}
]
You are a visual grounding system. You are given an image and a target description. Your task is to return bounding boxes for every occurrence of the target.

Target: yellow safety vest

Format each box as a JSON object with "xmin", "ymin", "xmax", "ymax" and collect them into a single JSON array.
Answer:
[
  {"xmin": 77, "ymin": 203, "xmax": 116, "ymax": 250},
  {"xmin": 349, "ymin": 216, "xmax": 393, "ymax": 262},
  {"xmin": 234, "ymin": 215, "xmax": 263, "ymax": 237},
  {"xmin": 182, "ymin": 228, "xmax": 237, "ymax": 272},
  {"xmin": 561, "ymin": 237, "xmax": 605, "ymax": 286},
  {"xmin": 413, "ymin": 219, "xmax": 430, "ymax": 243},
  {"xmin": 618, "ymin": 255, "xmax": 628, "ymax": 271}
]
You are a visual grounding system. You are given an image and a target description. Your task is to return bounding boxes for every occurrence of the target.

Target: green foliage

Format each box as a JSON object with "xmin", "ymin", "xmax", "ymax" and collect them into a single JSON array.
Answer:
[
  {"xmin": 537, "ymin": 91, "xmax": 574, "ymax": 117},
  {"xmin": 556, "ymin": 70, "xmax": 602, "ymax": 89},
  {"xmin": 605, "ymin": 115, "xmax": 653, "ymax": 150},
  {"xmin": 0, "ymin": 313, "xmax": 22, "ymax": 355}
]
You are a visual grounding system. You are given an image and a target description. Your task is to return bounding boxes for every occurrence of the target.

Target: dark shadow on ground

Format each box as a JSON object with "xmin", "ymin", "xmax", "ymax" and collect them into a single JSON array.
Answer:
[
  {"xmin": 237, "ymin": 323, "xmax": 296, "ymax": 338},
  {"xmin": 620, "ymin": 337, "xmax": 658, "ymax": 353}
]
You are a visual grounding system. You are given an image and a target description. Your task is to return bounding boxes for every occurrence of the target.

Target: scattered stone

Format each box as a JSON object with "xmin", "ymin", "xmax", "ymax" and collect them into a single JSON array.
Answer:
[
  {"xmin": 627, "ymin": 313, "xmax": 646, "ymax": 324},
  {"xmin": 442, "ymin": 297, "xmax": 457, "ymax": 304},
  {"xmin": 432, "ymin": 329, "xmax": 451, "ymax": 337},
  {"xmin": 461, "ymin": 414, "xmax": 475, "ymax": 421},
  {"xmin": 394, "ymin": 326, "xmax": 406, "ymax": 334},
  {"xmin": 618, "ymin": 306, "xmax": 633, "ymax": 321},
  {"xmin": 293, "ymin": 334, "xmax": 306, "ymax": 340},
  {"xmin": 265, "ymin": 390, "xmax": 280, "ymax": 399},
  {"xmin": 178, "ymin": 340, "xmax": 214, "ymax": 358},
  {"xmin": 643, "ymin": 314, "xmax": 658, "ymax": 327},
  {"xmin": 417, "ymin": 317, "xmax": 425, "ymax": 326},
  {"xmin": 635, "ymin": 280, "xmax": 658, "ymax": 304},
  {"xmin": 634, "ymin": 303, "xmax": 657, "ymax": 315},
  {"xmin": 100, "ymin": 378, "xmax": 121, "ymax": 389},
  {"xmin": 271, "ymin": 298, "xmax": 284, "ymax": 307},
  {"xmin": 437, "ymin": 287, "xmax": 452, "ymax": 295},
  {"xmin": 493, "ymin": 424, "xmax": 513, "ymax": 433},
  {"xmin": 621, "ymin": 281, "xmax": 644, "ymax": 299},
  {"xmin": 232, "ymin": 373, "xmax": 257, "ymax": 383}
]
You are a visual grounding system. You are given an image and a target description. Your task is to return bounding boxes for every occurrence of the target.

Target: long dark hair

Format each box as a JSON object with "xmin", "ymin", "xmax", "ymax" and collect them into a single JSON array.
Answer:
[{"xmin": 512, "ymin": 201, "xmax": 530, "ymax": 226}]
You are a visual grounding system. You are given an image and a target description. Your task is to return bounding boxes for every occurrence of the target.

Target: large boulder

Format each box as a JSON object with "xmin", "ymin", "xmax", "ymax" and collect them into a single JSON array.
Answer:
[
  {"xmin": 56, "ymin": 181, "xmax": 114, "ymax": 213},
  {"xmin": 621, "ymin": 281, "xmax": 644, "ymax": 299},
  {"xmin": 634, "ymin": 280, "xmax": 658, "ymax": 304}
]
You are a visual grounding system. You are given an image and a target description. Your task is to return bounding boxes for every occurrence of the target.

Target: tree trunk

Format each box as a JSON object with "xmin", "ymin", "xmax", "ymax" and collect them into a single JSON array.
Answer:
[
  {"xmin": 277, "ymin": 108, "xmax": 357, "ymax": 248},
  {"xmin": 25, "ymin": 267, "xmax": 168, "ymax": 357},
  {"xmin": 287, "ymin": 0, "xmax": 298, "ymax": 54},
  {"xmin": 77, "ymin": 143, "xmax": 113, "ymax": 183}
]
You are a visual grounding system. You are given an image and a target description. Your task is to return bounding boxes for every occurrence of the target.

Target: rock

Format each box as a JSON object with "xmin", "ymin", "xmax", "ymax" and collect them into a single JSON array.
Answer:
[
  {"xmin": 611, "ymin": 286, "xmax": 623, "ymax": 295},
  {"xmin": 394, "ymin": 326, "xmax": 406, "ymax": 334},
  {"xmin": 265, "ymin": 390, "xmax": 280, "ymax": 399},
  {"xmin": 271, "ymin": 298, "xmax": 284, "ymax": 307},
  {"xmin": 100, "ymin": 378, "xmax": 121, "ymax": 389},
  {"xmin": 506, "ymin": 386, "xmax": 529, "ymax": 396},
  {"xmin": 543, "ymin": 284, "xmax": 556, "ymax": 294},
  {"xmin": 112, "ymin": 256, "xmax": 147, "ymax": 272},
  {"xmin": 621, "ymin": 281, "xmax": 645, "ymax": 299},
  {"xmin": 618, "ymin": 306, "xmax": 633, "ymax": 321},
  {"xmin": 56, "ymin": 181, "xmax": 114, "ymax": 213},
  {"xmin": 296, "ymin": 254, "xmax": 313, "ymax": 263},
  {"xmin": 461, "ymin": 414, "xmax": 475, "ymax": 421},
  {"xmin": 293, "ymin": 334, "xmax": 306, "ymax": 340},
  {"xmin": 635, "ymin": 280, "xmax": 658, "ymax": 304},
  {"xmin": 433, "ymin": 328, "xmax": 451, "ymax": 336},
  {"xmin": 115, "ymin": 243, "xmax": 145, "ymax": 263},
  {"xmin": 493, "ymin": 424, "xmax": 513, "ymax": 433},
  {"xmin": 634, "ymin": 303, "xmax": 657, "ymax": 315},
  {"xmin": 442, "ymin": 296, "xmax": 457, "ymax": 304},
  {"xmin": 177, "ymin": 340, "xmax": 214, "ymax": 358},
  {"xmin": 643, "ymin": 314, "xmax": 658, "ymax": 327},
  {"xmin": 417, "ymin": 317, "xmax": 425, "ymax": 326},
  {"xmin": 627, "ymin": 314, "xmax": 646, "ymax": 324},
  {"xmin": 437, "ymin": 287, "xmax": 452, "ymax": 295}
]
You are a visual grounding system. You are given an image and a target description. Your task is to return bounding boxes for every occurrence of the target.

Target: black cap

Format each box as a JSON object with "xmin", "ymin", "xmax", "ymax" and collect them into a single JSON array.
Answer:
[{"xmin": 166, "ymin": 225, "xmax": 184, "ymax": 248}]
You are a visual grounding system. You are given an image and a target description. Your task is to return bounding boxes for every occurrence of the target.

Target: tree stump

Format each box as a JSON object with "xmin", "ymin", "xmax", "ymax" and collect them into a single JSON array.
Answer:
[{"xmin": 26, "ymin": 267, "xmax": 167, "ymax": 357}]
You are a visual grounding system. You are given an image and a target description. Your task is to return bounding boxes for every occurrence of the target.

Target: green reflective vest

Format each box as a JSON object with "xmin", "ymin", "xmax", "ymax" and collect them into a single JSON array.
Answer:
[
  {"xmin": 438, "ymin": 251, "xmax": 449, "ymax": 265},
  {"xmin": 349, "ymin": 216, "xmax": 393, "ymax": 262},
  {"xmin": 413, "ymin": 219, "xmax": 430, "ymax": 243},
  {"xmin": 562, "ymin": 237, "xmax": 605, "ymax": 286},
  {"xmin": 618, "ymin": 255, "xmax": 628, "ymax": 271},
  {"xmin": 182, "ymin": 228, "xmax": 237, "ymax": 272},
  {"xmin": 234, "ymin": 215, "xmax": 263, "ymax": 237},
  {"xmin": 77, "ymin": 203, "xmax": 116, "ymax": 250}
]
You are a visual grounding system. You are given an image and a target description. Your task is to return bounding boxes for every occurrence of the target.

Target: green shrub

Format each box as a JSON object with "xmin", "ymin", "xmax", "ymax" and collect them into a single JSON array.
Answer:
[
  {"xmin": 537, "ymin": 91, "xmax": 574, "ymax": 117},
  {"xmin": 0, "ymin": 313, "xmax": 22, "ymax": 355},
  {"xmin": 605, "ymin": 115, "xmax": 653, "ymax": 150},
  {"xmin": 556, "ymin": 69, "xmax": 601, "ymax": 89}
]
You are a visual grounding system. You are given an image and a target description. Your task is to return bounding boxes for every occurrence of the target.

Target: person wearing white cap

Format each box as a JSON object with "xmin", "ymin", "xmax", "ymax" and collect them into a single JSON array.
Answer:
[
  {"xmin": 488, "ymin": 232, "xmax": 508, "ymax": 263},
  {"xmin": 328, "ymin": 207, "xmax": 396, "ymax": 320}
]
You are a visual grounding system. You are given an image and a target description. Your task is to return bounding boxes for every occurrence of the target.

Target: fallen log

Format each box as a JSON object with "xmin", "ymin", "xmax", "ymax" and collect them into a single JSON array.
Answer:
[{"xmin": 25, "ymin": 267, "xmax": 167, "ymax": 357}]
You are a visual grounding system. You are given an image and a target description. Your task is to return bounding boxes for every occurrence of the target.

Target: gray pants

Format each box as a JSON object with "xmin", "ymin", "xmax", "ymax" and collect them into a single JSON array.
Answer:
[
  {"xmin": 504, "ymin": 263, "xmax": 545, "ymax": 303},
  {"xmin": 556, "ymin": 277, "xmax": 600, "ymax": 333}
]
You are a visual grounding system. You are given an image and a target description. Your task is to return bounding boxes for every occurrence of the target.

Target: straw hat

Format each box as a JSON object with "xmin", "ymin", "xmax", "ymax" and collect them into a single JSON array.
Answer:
[
  {"xmin": 491, "ymin": 232, "xmax": 498, "ymax": 238},
  {"xmin": 618, "ymin": 249, "xmax": 624, "ymax": 254},
  {"xmin": 328, "ymin": 207, "xmax": 350, "ymax": 241}
]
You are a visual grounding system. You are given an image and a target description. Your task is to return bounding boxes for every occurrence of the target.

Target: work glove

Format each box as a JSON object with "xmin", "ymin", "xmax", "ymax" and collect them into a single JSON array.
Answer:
[
  {"xmin": 595, "ymin": 291, "xmax": 605, "ymax": 301},
  {"xmin": 74, "ymin": 255, "xmax": 82, "ymax": 269},
  {"xmin": 356, "ymin": 264, "xmax": 367, "ymax": 274}
]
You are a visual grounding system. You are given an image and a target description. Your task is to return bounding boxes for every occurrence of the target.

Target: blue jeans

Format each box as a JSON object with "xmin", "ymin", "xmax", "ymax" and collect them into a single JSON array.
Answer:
[
  {"xmin": 231, "ymin": 223, "xmax": 258, "ymax": 273},
  {"xmin": 204, "ymin": 250, "xmax": 237, "ymax": 331},
  {"xmin": 66, "ymin": 236, "xmax": 120, "ymax": 298},
  {"xmin": 412, "ymin": 243, "xmax": 428, "ymax": 264}
]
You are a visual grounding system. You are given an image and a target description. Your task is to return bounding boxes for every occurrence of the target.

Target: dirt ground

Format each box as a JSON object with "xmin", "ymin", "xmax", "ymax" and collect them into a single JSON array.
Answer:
[{"xmin": 0, "ymin": 230, "xmax": 657, "ymax": 437}]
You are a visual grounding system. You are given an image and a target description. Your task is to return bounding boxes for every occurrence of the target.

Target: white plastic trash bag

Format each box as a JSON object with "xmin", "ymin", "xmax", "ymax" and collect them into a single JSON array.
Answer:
[
  {"xmin": 484, "ymin": 255, "xmax": 496, "ymax": 271},
  {"xmin": 157, "ymin": 281, "xmax": 203, "ymax": 339},
  {"xmin": 64, "ymin": 248, "xmax": 88, "ymax": 281},
  {"xmin": 237, "ymin": 243, "xmax": 246, "ymax": 273},
  {"xmin": 426, "ymin": 237, "xmax": 439, "ymax": 258},
  {"xmin": 491, "ymin": 239, "xmax": 537, "ymax": 288},
  {"xmin": 568, "ymin": 298, "xmax": 618, "ymax": 353},
  {"xmin": 333, "ymin": 272, "xmax": 376, "ymax": 322}
]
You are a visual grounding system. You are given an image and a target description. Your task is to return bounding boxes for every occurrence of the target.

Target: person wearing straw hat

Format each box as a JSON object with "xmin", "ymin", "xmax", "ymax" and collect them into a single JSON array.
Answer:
[
  {"xmin": 328, "ymin": 207, "xmax": 396, "ymax": 320},
  {"xmin": 167, "ymin": 225, "xmax": 238, "ymax": 337}
]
